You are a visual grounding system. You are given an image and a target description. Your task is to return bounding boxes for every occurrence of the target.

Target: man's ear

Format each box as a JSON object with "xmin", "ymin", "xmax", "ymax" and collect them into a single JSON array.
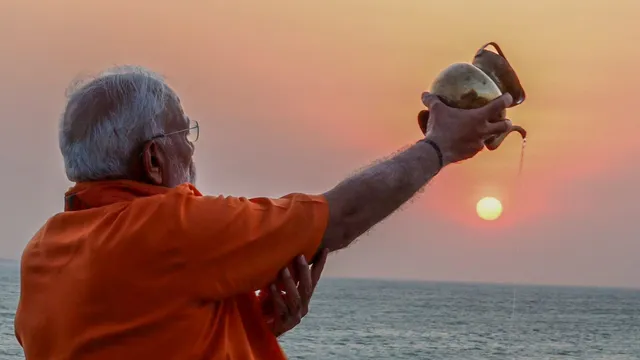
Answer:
[{"xmin": 141, "ymin": 140, "xmax": 168, "ymax": 185}]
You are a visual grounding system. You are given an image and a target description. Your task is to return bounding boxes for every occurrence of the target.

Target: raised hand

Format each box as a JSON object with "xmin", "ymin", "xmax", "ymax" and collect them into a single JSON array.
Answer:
[{"xmin": 419, "ymin": 92, "xmax": 514, "ymax": 164}]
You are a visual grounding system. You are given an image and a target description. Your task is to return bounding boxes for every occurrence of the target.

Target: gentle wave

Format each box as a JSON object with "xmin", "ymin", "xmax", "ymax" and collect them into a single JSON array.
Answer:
[{"xmin": 2, "ymin": 268, "xmax": 639, "ymax": 359}]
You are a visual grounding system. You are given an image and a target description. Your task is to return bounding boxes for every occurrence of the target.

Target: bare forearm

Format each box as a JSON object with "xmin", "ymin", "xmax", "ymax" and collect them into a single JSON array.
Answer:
[{"xmin": 321, "ymin": 140, "xmax": 443, "ymax": 251}]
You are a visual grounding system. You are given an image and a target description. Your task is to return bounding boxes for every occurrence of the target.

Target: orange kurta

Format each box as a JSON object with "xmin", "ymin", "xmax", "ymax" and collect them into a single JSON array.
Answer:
[{"xmin": 15, "ymin": 180, "xmax": 328, "ymax": 360}]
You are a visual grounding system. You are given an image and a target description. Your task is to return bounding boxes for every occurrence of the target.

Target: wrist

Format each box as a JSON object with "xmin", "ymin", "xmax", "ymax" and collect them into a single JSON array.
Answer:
[{"xmin": 420, "ymin": 136, "xmax": 452, "ymax": 168}]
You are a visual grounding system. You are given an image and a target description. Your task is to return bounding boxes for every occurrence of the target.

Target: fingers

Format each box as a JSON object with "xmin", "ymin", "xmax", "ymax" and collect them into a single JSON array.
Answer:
[
  {"xmin": 473, "ymin": 93, "xmax": 513, "ymax": 118},
  {"xmin": 295, "ymin": 256, "xmax": 313, "ymax": 316},
  {"xmin": 487, "ymin": 109, "xmax": 507, "ymax": 122},
  {"xmin": 268, "ymin": 251, "xmax": 330, "ymax": 337},
  {"xmin": 266, "ymin": 284, "xmax": 298, "ymax": 337},
  {"xmin": 269, "ymin": 284, "xmax": 287, "ymax": 315},
  {"xmin": 484, "ymin": 119, "xmax": 512, "ymax": 137},
  {"xmin": 268, "ymin": 284, "xmax": 288, "ymax": 335},
  {"xmin": 279, "ymin": 267, "xmax": 302, "ymax": 319},
  {"xmin": 310, "ymin": 249, "xmax": 329, "ymax": 291},
  {"xmin": 421, "ymin": 92, "xmax": 444, "ymax": 110},
  {"xmin": 476, "ymin": 95, "xmax": 512, "ymax": 139}
]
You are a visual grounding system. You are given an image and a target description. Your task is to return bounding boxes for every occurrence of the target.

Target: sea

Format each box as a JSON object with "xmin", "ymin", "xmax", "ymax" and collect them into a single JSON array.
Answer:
[{"xmin": 1, "ymin": 261, "xmax": 638, "ymax": 359}]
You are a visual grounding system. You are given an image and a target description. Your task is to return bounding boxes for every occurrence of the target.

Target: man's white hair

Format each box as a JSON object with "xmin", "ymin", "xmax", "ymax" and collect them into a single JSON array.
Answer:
[{"xmin": 59, "ymin": 65, "xmax": 179, "ymax": 182}]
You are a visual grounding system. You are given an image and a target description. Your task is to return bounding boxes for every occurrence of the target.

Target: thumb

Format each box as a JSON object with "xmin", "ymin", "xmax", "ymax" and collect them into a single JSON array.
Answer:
[
  {"xmin": 417, "ymin": 110, "xmax": 429, "ymax": 135},
  {"xmin": 421, "ymin": 92, "xmax": 444, "ymax": 109},
  {"xmin": 310, "ymin": 249, "xmax": 329, "ymax": 289}
]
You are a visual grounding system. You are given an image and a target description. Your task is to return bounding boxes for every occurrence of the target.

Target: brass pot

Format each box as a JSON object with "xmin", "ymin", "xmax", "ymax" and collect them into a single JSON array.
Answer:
[{"xmin": 418, "ymin": 42, "xmax": 527, "ymax": 150}]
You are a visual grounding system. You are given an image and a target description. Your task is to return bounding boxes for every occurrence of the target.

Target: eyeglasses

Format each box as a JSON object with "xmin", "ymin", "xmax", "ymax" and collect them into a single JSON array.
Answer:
[{"xmin": 153, "ymin": 119, "xmax": 200, "ymax": 143}]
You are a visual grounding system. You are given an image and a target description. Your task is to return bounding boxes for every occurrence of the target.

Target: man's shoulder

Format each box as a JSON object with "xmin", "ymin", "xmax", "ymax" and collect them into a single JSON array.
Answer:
[
  {"xmin": 165, "ymin": 183, "xmax": 202, "ymax": 197},
  {"xmin": 22, "ymin": 194, "xmax": 189, "ymax": 270}
]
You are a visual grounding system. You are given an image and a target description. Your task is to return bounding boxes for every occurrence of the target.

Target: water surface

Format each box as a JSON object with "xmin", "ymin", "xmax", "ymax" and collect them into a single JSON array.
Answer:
[{"xmin": 1, "ymin": 264, "xmax": 638, "ymax": 359}]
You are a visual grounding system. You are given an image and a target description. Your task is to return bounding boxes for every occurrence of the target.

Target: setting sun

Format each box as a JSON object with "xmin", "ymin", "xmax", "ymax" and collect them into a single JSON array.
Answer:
[{"xmin": 476, "ymin": 197, "xmax": 503, "ymax": 221}]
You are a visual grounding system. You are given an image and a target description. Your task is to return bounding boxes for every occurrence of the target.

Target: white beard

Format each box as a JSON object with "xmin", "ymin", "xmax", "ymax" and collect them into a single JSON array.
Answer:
[{"xmin": 171, "ymin": 157, "xmax": 196, "ymax": 185}]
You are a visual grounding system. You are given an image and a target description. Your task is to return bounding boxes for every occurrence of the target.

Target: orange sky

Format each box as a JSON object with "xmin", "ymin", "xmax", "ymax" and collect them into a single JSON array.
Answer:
[{"xmin": 1, "ymin": 0, "xmax": 639, "ymax": 288}]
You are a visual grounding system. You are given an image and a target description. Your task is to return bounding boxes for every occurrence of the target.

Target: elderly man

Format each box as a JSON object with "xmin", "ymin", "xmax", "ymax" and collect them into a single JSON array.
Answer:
[{"xmin": 15, "ymin": 66, "xmax": 514, "ymax": 359}]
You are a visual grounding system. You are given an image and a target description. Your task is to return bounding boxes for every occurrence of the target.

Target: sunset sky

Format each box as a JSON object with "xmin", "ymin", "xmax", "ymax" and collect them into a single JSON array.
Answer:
[{"xmin": 1, "ymin": 0, "xmax": 639, "ymax": 288}]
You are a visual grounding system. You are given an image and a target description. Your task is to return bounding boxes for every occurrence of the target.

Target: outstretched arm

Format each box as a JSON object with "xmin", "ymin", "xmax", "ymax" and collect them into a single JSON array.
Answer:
[
  {"xmin": 320, "ymin": 92, "xmax": 514, "ymax": 252},
  {"xmin": 321, "ymin": 140, "xmax": 441, "ymax": 251},
  {"xmin": 178, "ymin": 93, "xmax": 513, "ymax": 300}
]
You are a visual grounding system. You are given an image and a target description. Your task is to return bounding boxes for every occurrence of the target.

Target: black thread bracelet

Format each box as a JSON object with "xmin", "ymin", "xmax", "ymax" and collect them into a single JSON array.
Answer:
[{"xmin": 423, "ymin": 139, "xmax": 444, "ymax": 172}]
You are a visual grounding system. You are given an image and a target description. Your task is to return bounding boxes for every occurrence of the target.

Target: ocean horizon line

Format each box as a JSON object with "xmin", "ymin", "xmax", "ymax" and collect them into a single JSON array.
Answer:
[
  {"xmin": 1, "ymin": 258, "xmax": 637, "ymax": 291},
  {"xmin": 323, "ymin": 276, "xmax": 640, "ymax": 292}
]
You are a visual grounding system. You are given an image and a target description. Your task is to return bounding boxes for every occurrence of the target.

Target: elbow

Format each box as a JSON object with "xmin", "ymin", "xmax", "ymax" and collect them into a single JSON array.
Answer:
[
  {"xmin": 321, "ymin": 206, "xmax": 358, "ymax": 252},
  {"xmin": 321, "ymin": 225, "xmax": 349, "ymax": 252},
  {"xmin": 322, "ymin": 189, "xmax": 364, "ymax": 252},
  {"xmin": 322, "ymin": 227, "xmax": 347, "ymax": 252}
]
